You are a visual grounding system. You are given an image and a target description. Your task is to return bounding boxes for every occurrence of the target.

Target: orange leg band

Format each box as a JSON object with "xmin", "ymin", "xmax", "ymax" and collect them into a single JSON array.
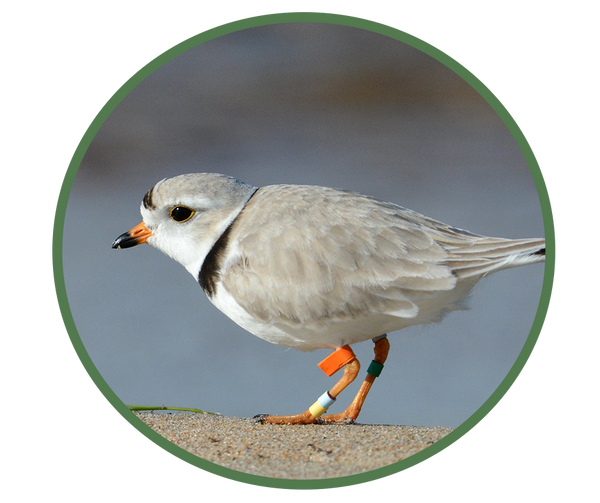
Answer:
[{"xmin": 317, "ymin": 345, "xmax": 356, "ymax": 376}]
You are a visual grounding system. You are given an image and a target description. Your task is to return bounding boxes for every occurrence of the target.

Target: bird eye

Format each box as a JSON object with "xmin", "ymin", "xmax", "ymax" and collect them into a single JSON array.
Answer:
[{"xmin": 169, "ymin": 205, "xmax": 195, "ymax": 223}]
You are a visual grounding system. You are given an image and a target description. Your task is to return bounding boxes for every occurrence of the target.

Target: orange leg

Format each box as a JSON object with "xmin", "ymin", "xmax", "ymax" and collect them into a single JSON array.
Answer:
[
  {"xmin": 321, "ymin": 337, "xmax": 390, "ymax": 424},
  {"xmin": 257, "ymin": 337, "xmax": 390, "ymax": 425},
  {"xmin": 257, "ymin": 359, "xmax": 360, "ymax": 424}
]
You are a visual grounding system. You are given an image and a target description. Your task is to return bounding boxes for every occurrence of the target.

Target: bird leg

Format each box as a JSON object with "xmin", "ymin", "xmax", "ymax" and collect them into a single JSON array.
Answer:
[
  {"xmin": 320, "ymin": 336, "xmax": 390, "ymax": 424},
  {"xmin": 257, "ymin": 358, "xmax": 360, "ymax": 424},
  {"xmin": 257, "ymin": 338, "xmax": 389, "ymax": 425}
]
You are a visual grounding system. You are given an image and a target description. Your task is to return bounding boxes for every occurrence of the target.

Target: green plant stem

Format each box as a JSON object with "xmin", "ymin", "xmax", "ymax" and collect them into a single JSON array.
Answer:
[{"xmin": 127, "ymin": 405, "xmax": 217, "ymax": 415}]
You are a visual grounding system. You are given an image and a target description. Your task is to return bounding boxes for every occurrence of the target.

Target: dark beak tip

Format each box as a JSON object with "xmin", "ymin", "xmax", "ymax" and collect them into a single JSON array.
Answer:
[{"xmin": 112, "ymin": 231, "xmax": 136, "ymax": 250}]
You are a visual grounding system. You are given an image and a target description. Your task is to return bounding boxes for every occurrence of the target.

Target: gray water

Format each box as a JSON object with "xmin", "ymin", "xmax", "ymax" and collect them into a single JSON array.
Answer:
[{"xmin": 62, "ymin": 23, "xmax": 545, "ymax": 427}]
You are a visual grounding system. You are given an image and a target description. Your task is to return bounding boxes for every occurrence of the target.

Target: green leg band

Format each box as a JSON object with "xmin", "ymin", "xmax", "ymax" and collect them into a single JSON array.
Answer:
[{"xmin": 367, "ymin": 360, "xmax": 384, "ymax": 378}]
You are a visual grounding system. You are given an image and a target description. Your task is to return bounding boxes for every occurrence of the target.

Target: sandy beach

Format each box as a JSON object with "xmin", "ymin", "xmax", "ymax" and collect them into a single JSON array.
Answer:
[{"xmin": 134, "ymin": 411, "xmax": 453, "ymax": 479}]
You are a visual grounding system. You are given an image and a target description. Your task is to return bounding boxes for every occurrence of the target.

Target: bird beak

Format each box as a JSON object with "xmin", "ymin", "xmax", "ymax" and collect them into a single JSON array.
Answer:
[{"xmin": 112, "ymin": 222, "xmax": 153, "ymax": 249}]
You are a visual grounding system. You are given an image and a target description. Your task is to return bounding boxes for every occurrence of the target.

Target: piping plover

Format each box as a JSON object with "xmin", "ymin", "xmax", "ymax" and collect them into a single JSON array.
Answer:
[{"xmin": 113, "ymin": 173, "xmax": 545, "ymax": 424}]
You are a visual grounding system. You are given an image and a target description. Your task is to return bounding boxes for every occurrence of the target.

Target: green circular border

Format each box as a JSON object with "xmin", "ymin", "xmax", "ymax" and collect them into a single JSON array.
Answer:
[{"xmin": 53, "ymin": 12, "xmax": 555, "ymax": 490}]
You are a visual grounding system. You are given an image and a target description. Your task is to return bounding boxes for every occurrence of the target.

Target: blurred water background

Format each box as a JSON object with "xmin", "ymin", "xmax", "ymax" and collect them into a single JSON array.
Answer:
[{"xmin": 62, "ymin": 23, "xmax": 545, "ymax": 427}]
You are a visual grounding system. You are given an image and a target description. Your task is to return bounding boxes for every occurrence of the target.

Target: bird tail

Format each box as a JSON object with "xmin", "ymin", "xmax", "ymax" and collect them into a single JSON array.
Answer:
[{"xmin": 445, "ymin": 237, "xmax": 545, "ymax": 279}]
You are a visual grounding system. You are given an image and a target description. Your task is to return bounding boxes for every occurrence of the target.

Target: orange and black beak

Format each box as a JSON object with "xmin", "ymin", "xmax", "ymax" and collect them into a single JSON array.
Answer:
[{"xmin": 112, "ymin": 222, "xmax": 152, "ymax": 249}]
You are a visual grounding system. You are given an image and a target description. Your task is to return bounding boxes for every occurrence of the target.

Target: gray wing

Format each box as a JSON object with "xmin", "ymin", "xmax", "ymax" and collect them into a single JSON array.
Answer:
[
  {"xmin": 220, "ymin": 185, "xmax": 463, "ymax": 326},
  {"xmin": 221, "ymin": 184, "xmax": 544, "ymax": 328}
]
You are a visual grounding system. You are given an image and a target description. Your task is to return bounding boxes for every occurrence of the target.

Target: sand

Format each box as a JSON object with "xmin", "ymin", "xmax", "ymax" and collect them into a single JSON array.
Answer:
[{"xmin": 134, "ymin": 411, "xmax": 453, "ymax": 479}]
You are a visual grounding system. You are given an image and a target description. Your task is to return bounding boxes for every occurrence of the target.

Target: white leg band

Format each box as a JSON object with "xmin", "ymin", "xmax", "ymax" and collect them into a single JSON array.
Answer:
[{"xmin": 317, "ymin": 391, "xmax": 336, "ymax": 409}]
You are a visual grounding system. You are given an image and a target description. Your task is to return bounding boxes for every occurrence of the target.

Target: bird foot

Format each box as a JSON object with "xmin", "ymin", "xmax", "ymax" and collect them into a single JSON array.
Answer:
[{"xmin": 253, "ymin": 410, "xmax": 319, "ymax": 425}]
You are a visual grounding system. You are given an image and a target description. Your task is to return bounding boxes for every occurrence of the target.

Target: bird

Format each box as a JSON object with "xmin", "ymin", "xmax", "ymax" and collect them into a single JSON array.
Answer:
[{"xmin": 112, "ymin": 173, "xmax": 545, "ymax": 424}]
